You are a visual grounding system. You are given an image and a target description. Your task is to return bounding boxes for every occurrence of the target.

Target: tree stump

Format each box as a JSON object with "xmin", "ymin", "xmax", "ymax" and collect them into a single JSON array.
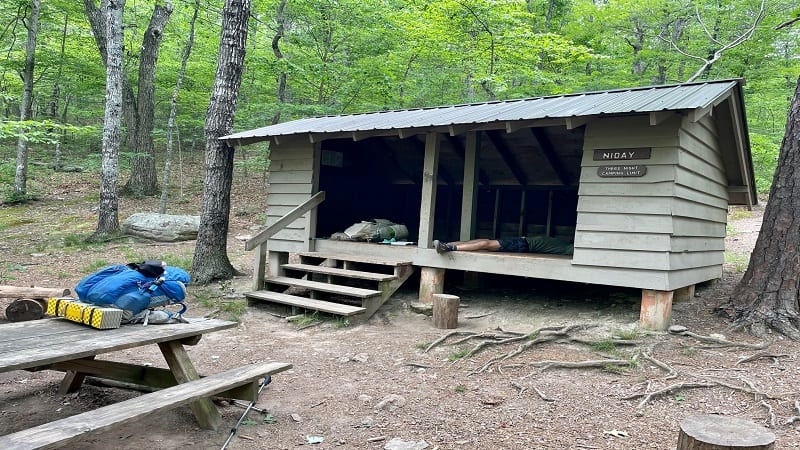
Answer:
[
  {"xmin": 5, "ymin": 298, "xmax": 47, "ymax": 322},
  {"xmin": 677, "ymin": 414, "xmax": 775, "ymax": 450},
  {"xmin": 432, "ymin": 294, "xmax": 459, "ymax": 329}
]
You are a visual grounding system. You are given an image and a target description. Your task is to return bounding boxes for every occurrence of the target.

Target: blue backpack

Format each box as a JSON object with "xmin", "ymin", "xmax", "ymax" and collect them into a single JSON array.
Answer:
[{"xmin": 75, "ymin": 261, "xmax": 190, "ymax": 322}]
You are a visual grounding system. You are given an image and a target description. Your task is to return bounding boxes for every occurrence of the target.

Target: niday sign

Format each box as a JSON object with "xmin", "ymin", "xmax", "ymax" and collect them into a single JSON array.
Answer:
[
  {"xmin": 594, "ymin": 148, "xmax": 651, "ymax": 177},
  {"xmin": 593, "ymin": 148, "xmax": 652, "ymax": 161}
]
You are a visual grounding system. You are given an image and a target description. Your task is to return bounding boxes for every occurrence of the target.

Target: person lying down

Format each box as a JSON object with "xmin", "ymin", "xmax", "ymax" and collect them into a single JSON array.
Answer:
[{"xmin": 433, "ymin": 236, "xmax": 574, "ymax": 256}]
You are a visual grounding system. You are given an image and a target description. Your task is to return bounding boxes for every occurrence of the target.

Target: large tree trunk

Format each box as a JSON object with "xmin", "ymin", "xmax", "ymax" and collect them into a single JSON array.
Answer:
[
  {"xmin": 84, "ymin": 0, "xmax": 172, "ymax": 198},
  {"xmin": 160, "ymin": 0, "xmax": 199, "ymax": 214},
  {"xmin": 717, "ymin": 77, "xmax": 800, "ymax": 340},
  {"xmin": 123, "ymin": 2, "xmax": 173, "ymax": 197},
  {"xmin": 13, "ymin": 0, "xmax": 40, "ymax": 199},
  {"xmin": 270, "ymin": 0, "xmax": 288, "ymax": 125},
  {"xmin": 191, "ymin": 0, "xmax": 250, "ymax": 284},
  {"xmin": 95, "ymin": 0, "xmax": 125, "ymax": 237}
]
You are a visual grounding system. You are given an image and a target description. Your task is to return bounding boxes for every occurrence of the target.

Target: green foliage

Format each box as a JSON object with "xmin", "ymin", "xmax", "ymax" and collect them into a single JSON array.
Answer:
[
  {"xmin": 289, "ymin": 312, "xmax": 321, "ymax": 327},
  {"xmin": 725, "ymin": 252, "xmax": 749, "ymax": 273},
  {"xmin": 448, "ymin": 348, "xmax": 470, "ymax": 362},
  {"xmin": 612, "ymin": 328, "xmax": 641, "ymax": 341},
  {"xmin": 0, "ymin": 262, "xmax": 25, "ymax": 283},
  {"xmin": 0, "ymin": 0, "xmax": 797, "ymax": 197},
  {"xmin": 454, "ymin": 384, "xmax": 467, "ymax": 393},
  {"xmin": 83, "ymin": 259, "xmax": 110, "ymax": 274},
  {"xmin": 590, "ymin": 340, "xmax": 618, "ymax": 353}
]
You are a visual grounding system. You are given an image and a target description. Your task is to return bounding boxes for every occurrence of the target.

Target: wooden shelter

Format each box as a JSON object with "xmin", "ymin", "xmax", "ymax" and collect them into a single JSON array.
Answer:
[{"xmin": 222, "ymin": 79, "xmax": 756, "ymax": 330}]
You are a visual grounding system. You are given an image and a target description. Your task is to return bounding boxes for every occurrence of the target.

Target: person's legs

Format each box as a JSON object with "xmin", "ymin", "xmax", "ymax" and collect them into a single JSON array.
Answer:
[{"xmin": 434, "ymin": 238, "xmax": 501, "ymax": 253}]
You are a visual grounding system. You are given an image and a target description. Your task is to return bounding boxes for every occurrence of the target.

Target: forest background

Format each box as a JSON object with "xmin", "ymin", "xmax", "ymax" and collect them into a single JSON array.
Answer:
[{"xmin": 0, "ymin": 0, "xmax": 797, "ymax": 202}]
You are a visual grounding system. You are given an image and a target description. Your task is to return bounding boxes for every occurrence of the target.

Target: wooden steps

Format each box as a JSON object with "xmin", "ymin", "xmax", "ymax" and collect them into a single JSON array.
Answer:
[
  {"xmin": 245, "ymin": 252, "xmax": 416, "ymax": 321},
  {"xmin": 265, "ymin": 276, "xmax": 381, "ymax": 298},
  {"xmin": 295, "ymin": 252, "xmax": 412, "ymax": 266},
  {"xmin": 282, "ymin": 263, "xmax": 396, "ymax": 282},
  {"xmin": 245, "ymin": 291, "xmax": 366, "ymax": 316}
]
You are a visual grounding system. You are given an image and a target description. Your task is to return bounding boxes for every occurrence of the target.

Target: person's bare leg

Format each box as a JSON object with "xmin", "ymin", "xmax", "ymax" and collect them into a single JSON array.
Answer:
[{"xmin": 448, "ymin": 239, "xmax": 501, "ymax": 251}]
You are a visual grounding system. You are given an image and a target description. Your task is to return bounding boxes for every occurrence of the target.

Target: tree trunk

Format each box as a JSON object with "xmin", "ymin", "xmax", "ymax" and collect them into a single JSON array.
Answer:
[
  {"xmin": 191, "ymin": 0, "xmax": 251, "ymax": 284},
  {"xmin": 13, "ymin": 0, "xmax": 40, "ymax": 199},
  {"xmin": 717, "ymin": 77, "xmax": 800, "ymax": 339},
  {"xmin": 85, "ymin": 0, "xmax": 172, "ymax": 198},
  {"xmin": 160, "ymin": 0, "xmax": 199, "ymax": 214},
  {"xmin": 270, "ymin": 0, "xmax": 288, "ymax": 125},
  {"xmin": 95, "ymin": 0, "xmax": 125, "ymax": 237},
  {"xmin": 50, "ymin": 13, "xmax": 68, "ymax": 171},
  {"xmin": 124, "ymin": 2, "xmax": 173, "ymax": 197}
]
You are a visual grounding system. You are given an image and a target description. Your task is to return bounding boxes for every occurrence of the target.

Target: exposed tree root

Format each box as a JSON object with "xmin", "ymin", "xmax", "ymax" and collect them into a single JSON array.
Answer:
[
  {"xmin": 638, "ymin": 351, "xmax": 678, "ymax": 379},
  {"xmin": 669, "ymin": 328, "xmax": 769, "ymax": 349},
  {"xmin": 736, "ymin": 350, "xmax": 790, "ymax": 365},
  {"xmin": 469, "ymin": 324, "xmax": 598, "ymax": 374},
  {"xmin": 423, "ymin": 328, "xmax": 525, "ymax": 353},
  {"xmin": 783, "ymin": 401, "xmax": 800, "ymax": 425},
  {"xmin": 624, "ymin": 382, "xmax": 716, "ymax": 410},
  {"xmin": 510, "ymin": 381, "xmax": 556, "ymax": 402},
  {"xmin": 530, "ymin": 359, "xmax": 630, "ymax": 372},
  {"xmin": 760, "ymin": 400, "xmax": 776, "ymax": 427}
]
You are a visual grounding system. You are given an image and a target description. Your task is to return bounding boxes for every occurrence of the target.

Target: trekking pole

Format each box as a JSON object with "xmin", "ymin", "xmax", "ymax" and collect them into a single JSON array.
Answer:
[{"xmin": 221, "ymin": 375, "xmax": 272, "ymax": 450}]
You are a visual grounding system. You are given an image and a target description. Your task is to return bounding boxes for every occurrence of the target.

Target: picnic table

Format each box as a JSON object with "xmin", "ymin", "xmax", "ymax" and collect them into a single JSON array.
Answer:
[{"xmin": 0, "ymin": 317, "xmax": 292, "ymax": 449}]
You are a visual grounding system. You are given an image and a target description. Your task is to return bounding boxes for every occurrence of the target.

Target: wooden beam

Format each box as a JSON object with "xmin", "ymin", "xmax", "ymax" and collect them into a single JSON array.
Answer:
[
  {"xmin": 690, "ymin": 105, "xmax": 713, "ymax": 122},
  {"xmin": 530, "ymin": 128, "xmax": 571, "ymax": 186},
  {"xmin": 418, "ymin": 133, "xmax": 440, "ymax": 248},
  {"xmin": 445, "ymin": 134, "xmax": 490, "ymax": 185},
  {"xmin": 460, "ymin": 131, "xmax": 480, "ymax": 241},
  {"xmin": 565, "ymin": 116, "xmax": 592, "ymax": 130},
  {"xmin": 649, "ymin": 111, "xmax": 673, "ymax": 126},
  {"xmin": 486, "ymin": 130, "xmax": 528, "ymax": 186},
  {"xmin": 412, "ymin": 135, "xmax": 454, "ymax": 185}
]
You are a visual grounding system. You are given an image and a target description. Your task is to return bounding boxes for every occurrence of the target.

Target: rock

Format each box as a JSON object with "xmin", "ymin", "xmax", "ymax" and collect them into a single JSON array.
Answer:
[
  {"xmin": 357, "ymin": 394, "xmax": 373, "ymax": 404},
  {"xmin": 352, "ymin": 353, "xmax": 369, "ymax": 363},
  {"xmin": 291, "ymin": 413, "xmax": 303, "ymax": 422},
  {"xmin": 409, "ymin": 302, "xmax": 433, "ymax": 316},
  {"xmin": 375, "ymin": 394, "xmax": 406, "ymax": 411},
  {"xmin": 384, "ymin": 438, "xmax": 429, "ymax": 450},
  {"xmin": 122, "ymin": 213, "xmax": 200, "ymax": 242},
  {"xmin": 668, "ymin": 325, "xmax": 688, "ymax": 334}
]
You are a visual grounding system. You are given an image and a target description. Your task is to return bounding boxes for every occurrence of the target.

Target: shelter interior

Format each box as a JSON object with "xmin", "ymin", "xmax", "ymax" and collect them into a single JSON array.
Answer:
[{"xmin": 316, "ymin": 124, "xmax": 584, "ymax": 246}]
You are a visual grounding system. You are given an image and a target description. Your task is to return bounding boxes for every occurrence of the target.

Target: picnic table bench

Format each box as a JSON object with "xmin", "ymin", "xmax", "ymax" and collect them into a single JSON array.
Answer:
[{"xmin": 0, "ymin": 317, "xmax": 291, "ymax": 449}]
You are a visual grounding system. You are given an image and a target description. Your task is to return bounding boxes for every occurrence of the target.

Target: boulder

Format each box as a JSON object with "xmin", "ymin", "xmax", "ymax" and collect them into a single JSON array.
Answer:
[{"xmin": 122, "ymin": 213, "xmax": 200, "ymax": 242}]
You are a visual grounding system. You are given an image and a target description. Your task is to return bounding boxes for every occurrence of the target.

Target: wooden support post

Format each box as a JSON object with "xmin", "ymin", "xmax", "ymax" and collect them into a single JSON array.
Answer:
[
  {"xmin": 677, "ymin": 414, "xmax": 775, "ymax": 449},
  {"xmin": 640, "ymin": 289, "xmax": 673, "ymax": 331},
  {"xmin": 460, "ymin": 131, "xmax": 480, "ymax": 241},
  {"xmin": 433, "ymin": 294, "xmax": 459, "ymax": 329},
  {"xmin": 674, "ymin": 285, "xmax": 696, "ymax": 302},
  {"xmin": 419, "ymin": 267, "xmax": 445, "ymax": 304},
  {"xmin": 158, "ymin": 340, "xmax": 222, "ymax": 431},
  {"xmin": 418, "ymin": 133, "xmax": 440, "ymax": 248}
]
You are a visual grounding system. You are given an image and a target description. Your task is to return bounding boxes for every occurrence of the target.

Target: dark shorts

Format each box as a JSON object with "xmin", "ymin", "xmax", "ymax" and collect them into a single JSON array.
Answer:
[{"xmin": 497, "ymin": 237, "xmax": 528, "ymax": 253}]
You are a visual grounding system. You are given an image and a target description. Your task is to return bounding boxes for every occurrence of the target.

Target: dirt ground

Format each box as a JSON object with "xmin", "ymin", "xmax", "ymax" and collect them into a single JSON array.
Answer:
[{"xmin": 2, "ymin": 167, "xmax": 799, "ymax": 450}]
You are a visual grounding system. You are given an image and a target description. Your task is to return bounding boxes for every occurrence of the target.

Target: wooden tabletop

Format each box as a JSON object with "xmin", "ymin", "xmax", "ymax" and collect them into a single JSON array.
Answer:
[{"xmin": 0, "ymin": 317, "xmax": 237, "ymax": 373}]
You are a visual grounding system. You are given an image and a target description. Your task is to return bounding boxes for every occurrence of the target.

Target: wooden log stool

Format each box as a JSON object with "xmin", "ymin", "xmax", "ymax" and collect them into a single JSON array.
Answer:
[
  {"xmin": 677, "ymin": 414, "xmax": 776, "ymax": 450},
  {"xmin": 1, "ymin": 286, "xmax": 72, "ymax": 322},
  {"xmin": 432, "ymin": 294, "xmax": 459, "ymax": 329}
]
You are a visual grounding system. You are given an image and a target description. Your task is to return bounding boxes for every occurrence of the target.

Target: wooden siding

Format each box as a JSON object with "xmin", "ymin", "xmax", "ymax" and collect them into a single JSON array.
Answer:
[
  {"xmin": 265, "ymin": 140, "xmax": 318, "ymax": 253},
  {"xmin": 573, "ymin": 114, "xmax": 726, "ymax": 289}
]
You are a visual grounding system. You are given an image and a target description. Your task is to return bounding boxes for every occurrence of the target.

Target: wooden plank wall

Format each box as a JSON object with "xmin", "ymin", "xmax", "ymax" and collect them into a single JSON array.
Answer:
[
  {"xmin": 574, "ymin": 113, "xmax": 727, "ymax": 290},
  {"xmin": 265, "ymin": 139, "xmax": 318, "ymax": 253}
]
